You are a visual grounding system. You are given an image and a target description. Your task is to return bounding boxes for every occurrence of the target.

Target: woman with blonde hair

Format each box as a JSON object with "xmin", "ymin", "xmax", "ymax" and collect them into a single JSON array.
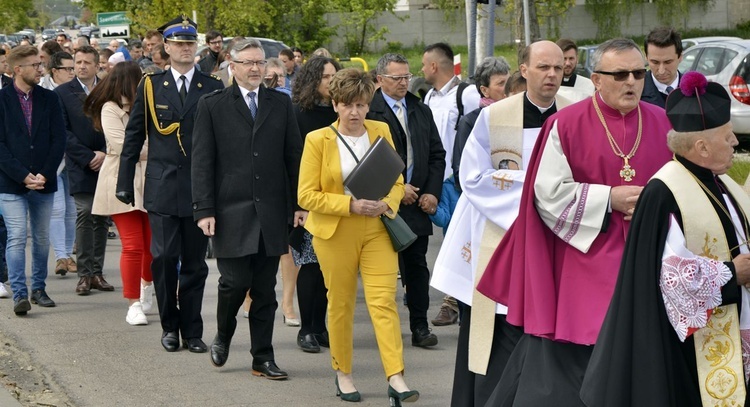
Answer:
[
  {"xmin": 85, "ymin": 61, "xmax": 154, "ymax": 325},
  {"xmin": 298, "ymin": 68, "xmax": 418, "ymax": 405}
]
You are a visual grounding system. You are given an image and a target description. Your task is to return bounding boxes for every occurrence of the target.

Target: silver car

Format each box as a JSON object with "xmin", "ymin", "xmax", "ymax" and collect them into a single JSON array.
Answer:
[{"xmin": 678, "ymin": 39, "xmax": 750, "ymax": 140}]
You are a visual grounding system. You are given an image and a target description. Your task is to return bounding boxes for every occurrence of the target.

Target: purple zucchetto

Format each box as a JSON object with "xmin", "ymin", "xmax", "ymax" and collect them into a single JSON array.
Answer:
[{"xmin": 665, "ymin": 71, "xmax": 731, "ymax": 132}]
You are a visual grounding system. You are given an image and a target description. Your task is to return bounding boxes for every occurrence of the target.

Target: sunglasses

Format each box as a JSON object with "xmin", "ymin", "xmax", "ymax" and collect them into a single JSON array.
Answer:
[{"xmin": 594, "ymin": 69, "xmax": 647, "ymax": 81}]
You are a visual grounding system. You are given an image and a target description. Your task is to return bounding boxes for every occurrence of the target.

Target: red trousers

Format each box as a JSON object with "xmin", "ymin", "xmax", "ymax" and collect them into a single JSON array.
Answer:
[{"xmin": 112, "ymin": 211, "xmax": 153, "ymax": 299}]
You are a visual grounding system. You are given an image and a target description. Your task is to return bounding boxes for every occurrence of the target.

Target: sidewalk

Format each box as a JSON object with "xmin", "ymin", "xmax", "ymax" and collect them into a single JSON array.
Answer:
[{"xmin": 0, "ymin": 234, "xmax": 456, "ymax": 406}]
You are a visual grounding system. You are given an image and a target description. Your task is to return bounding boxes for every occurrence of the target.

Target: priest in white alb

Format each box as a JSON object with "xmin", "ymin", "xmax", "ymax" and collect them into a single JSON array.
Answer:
[{"xmin": 430, "ymin": 40, "xmax": 573, "ymax": 406}]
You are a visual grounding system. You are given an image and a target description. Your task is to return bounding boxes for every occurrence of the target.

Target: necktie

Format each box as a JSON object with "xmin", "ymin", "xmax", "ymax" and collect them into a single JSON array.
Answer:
[
  {"xmin": 395, "ymin": 101, "xmax": 413, "ymax": 180},
  {"xmin": 247, "ymin": 91, "xmax": 257, "ymax": 119},
  {"xmin": 179, "ymin": 75, "xmax": 187, "ymax": 104},
  {"xmin": 665, "ymin": 85, "xmax": 674, "ymax": 95}
]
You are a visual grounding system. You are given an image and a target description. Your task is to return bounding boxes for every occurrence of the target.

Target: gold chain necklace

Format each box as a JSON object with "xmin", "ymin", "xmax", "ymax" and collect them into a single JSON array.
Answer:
[
  {"xmin": 681, "ymin": 162, "xmax": 750, "ymax": 252},
  {"xmin": 592, "ymin": 95, "xmax": 642, "ymax": 182}
]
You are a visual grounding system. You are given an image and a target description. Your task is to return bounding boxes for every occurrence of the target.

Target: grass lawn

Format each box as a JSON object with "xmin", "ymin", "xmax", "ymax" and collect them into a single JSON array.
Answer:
[{"xmin": 728, "ymin": 156, "xmax": 750, "ymax": 186}]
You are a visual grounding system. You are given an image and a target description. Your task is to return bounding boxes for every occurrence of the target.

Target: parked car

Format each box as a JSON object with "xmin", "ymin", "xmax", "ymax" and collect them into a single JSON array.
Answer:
[
  {"xmin": 80, "ymin": 26, "xmax": 100, "ymax": 39},
  {"xmin": 575, "ymin": 44, "xmax": 599, "ymax": 78},
  {"xmin": 16, "ymin": 30, "xmax": 35, "ymax": 44},
  {"xmin": 41, "ymin": 28, "xmax": 64, "ymax": 41},
  {"xmin": 681, "ymin": 36, "xmax": 742, "ymax": 50},
  {"xmin": 677, "ymin": 39, "xmax": 750, "ymax": 148},
  {"xmin": 195, "ymin": 37, "xmax": 290, "ymax": 64}
]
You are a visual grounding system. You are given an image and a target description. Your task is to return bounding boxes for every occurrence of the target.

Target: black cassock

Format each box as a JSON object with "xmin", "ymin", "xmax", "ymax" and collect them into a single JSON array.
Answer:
[{"xmin": 580, "ymin": 155, "xmax": 748, "ymax": 407}]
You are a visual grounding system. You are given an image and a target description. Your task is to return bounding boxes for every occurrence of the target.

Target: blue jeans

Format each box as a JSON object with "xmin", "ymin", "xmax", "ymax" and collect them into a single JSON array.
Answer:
[
  {"xmin": 50, "ymin": 169, "xmax": 75, "ymax": 260},
  {"xmin": 0, "ymin": 192, "xmax": 54, "ymax": 300}
]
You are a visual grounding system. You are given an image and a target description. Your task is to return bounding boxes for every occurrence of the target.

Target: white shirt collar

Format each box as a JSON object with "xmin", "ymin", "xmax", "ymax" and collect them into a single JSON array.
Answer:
[
  {"xmin": 237, "ymin": 84, "xmax": 260, "ymax": 107},
  {"xmin": 170, "ymin": 67, "xmax": 196, "ymax": 89},
  {"xmin": 652, "ymin": 72, "xmax": 679, "ymax": 95}
]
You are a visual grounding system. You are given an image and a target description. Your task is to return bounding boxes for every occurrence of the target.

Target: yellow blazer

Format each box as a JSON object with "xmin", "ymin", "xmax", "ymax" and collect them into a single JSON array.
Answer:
[{"xmin": 298, "ymin": 119, "xmax": 405, "ymax": 240}]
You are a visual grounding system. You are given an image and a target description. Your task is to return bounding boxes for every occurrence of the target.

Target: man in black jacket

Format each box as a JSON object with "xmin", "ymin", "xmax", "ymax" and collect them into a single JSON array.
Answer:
[
  {"xmin": 192, "ymin": 38, "xmax": 302, "ymax": 379},
  {"xmin": 55, "ymin": 45, "xmax": 113, "ymax": 295},
  {"xmin": 641, "ymin": 27, "xmax": 683, "ymax": 108},
  {"xmin": 367, "ymin": 53, "xmax": 446, "ymax": 348}
]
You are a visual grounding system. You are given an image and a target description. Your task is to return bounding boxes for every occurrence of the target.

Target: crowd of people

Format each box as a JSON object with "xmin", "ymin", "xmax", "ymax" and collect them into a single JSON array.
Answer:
[{"xmin": 0, "ymin": 15, "xmax": 747, "ymax": 406}]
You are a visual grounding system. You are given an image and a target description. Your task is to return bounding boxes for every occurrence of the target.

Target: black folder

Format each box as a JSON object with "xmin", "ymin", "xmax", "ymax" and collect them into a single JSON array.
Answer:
[{"xmin": 343, "ymin": 136, "xmax": 405, "ymax": 200}]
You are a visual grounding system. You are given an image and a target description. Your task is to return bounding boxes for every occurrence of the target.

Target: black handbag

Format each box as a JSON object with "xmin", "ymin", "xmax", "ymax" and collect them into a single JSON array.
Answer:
[{"xmin": 330, "ymin": 125, "xmax": 417, "ymax": 252}]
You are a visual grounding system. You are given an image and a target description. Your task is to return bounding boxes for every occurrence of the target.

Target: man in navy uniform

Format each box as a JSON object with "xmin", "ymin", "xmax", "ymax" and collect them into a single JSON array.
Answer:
[{"xmin": 116, "ymin": 15, "xmax": 223, "ymax": 353}]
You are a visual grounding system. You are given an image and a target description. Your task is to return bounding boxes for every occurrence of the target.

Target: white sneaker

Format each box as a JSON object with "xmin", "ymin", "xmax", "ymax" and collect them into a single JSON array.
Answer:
[
  {"xmin": 126, "ymin": 302, "xmax": 148, "ymax": 326},
  {"xmin": 140, "ymin": 284, "xmax": 154, "ymax": 314},
  {"xmin": 0, "ymin": 283, "xmax": 9, "ymax": 299}
]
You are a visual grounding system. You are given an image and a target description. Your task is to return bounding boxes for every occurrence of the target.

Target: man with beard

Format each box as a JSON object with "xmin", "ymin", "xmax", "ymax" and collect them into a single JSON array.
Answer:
[{"xmin": 0, "ymin": 45, "xmax": 66, "ymax": 315}]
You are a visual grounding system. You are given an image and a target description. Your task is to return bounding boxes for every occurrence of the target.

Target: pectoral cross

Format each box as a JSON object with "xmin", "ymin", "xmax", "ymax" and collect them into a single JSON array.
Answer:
[{"xmin": 619, "ymin": 157, "xmax": 636, "ymax": 182}]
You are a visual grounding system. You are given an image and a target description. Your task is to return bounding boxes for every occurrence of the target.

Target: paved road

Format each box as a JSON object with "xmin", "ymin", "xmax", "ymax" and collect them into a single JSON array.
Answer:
[{"xmin": 0, "ymin": 231, "xmax": 457, "ymax": 406}]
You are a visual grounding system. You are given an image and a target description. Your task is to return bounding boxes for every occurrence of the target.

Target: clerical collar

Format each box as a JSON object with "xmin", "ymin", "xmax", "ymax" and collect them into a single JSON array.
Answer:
[
  {"xmin": 524, "ymin": 92, "xmax": 555, "ymax": 113},
  {"xmin": 675, "ymin": 154, "xmax": 717, "ymax": 184},
  {"xmin": 561, "ymin": 73, "xmax": 577, "ymax": 87},
  {"xmin": 652, "ymin": 72, "xmax": 679, "ymax": 95},
  {"xmin": 523, "ymin": 93, "xmax": 557, "ymax": 129}
]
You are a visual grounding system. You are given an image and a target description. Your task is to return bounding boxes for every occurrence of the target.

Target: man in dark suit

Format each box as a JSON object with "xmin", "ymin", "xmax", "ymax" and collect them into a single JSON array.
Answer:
[
  {"xmin": 641, "ymin": 27, "xmax": 683, "ymax": 108},
  {"xmin": 116, "ymin": 16, "xmax": 223, "ymax": 353},
  {"xmin": 0, "ymin": 49, "xmax": 11, "ymax": 89},
  {"xmin": 55, "ymin": 45, "xmax": 113, "ymax": 295},
  {"xmin": 192, "ymin": 38, "xmax": 302, "ymax": 380},
  {"xmin": 0, "ymin": 45, "xmax": 66, "ymax": 315},
  {"xmin": 367, "ymin": 53, "xmax": 446, "ymax": 348}
]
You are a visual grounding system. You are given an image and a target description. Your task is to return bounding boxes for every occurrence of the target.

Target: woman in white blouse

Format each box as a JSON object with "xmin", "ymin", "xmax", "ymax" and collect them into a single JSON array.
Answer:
[{"xmin": 84, "ymin": 61, "xmax": 154, "ymax": 326}]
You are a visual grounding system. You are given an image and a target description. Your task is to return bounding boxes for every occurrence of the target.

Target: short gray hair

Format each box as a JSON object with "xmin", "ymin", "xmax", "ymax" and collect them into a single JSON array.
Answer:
[
  {"xmin": 474, "ymin": 56, "xmax": 511, "ymax": 92},
  {"xmin": 230, "ymin": 38, "xmax": 264, "ymax": 60},
  {"xmin": 265, "ymin": 57, "xmax": 284, "ymax": 72},
  {"xmin": 591, "ymin": 38, "xmax": 643, "ymax": 71},
  {"xmin": 376, "ymin": 53, "xmax": 409, "ymax": 75},
  {"xmin": 667, "ymin": 126, "xmax": 725, "ymax": 156}
]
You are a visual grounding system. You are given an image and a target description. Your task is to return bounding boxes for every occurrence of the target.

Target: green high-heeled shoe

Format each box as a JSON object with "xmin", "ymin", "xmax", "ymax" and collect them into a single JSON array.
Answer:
[
  {"xmin": 335, "ymin": 376, "xmax": 362, "ymax": 402},
  {"xmin": 387, "ymin": 385, "xmax": 419, "ymax": 406}
]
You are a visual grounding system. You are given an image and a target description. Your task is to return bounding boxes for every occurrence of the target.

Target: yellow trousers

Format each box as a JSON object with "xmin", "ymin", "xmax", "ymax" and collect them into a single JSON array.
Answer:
[{"xmin": 313, "ymin": 214, "xmax": 405, "ymax": 379}]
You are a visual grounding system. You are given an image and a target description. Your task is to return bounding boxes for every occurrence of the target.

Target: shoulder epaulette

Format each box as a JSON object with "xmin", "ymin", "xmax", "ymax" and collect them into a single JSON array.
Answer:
[{"xmin": 205, "ymin": 89, "xmax": 223, "ymax": 97}]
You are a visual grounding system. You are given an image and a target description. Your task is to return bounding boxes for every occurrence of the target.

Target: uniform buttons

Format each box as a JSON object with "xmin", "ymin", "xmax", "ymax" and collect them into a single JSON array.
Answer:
[
  {"xmin": 255, "ymin": 175, "xmax": 260, "ymax": 180},
  {"xmin": 178, "ymin": 165, "xmax": 183, "ymax": 169},
  {"xmin": 253, "ymin": 152, "xmax": 258, "ymax": 157},
  {"xmin": 255, "ymin": 197, "xmax": 260, "ymax": 202},
  {"xmin": 30, "ymin": 145, "xmax": 34, "ymax": 149},
  {"xmin": 192, "ymin": 204, "xmax": 198, "ymax": 209}
]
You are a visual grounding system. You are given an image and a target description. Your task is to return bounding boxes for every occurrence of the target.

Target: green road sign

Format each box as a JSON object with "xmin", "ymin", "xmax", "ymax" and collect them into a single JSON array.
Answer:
[{"xmin": 97, "ymin": 12, "xmax": 130, "ymax": 26}]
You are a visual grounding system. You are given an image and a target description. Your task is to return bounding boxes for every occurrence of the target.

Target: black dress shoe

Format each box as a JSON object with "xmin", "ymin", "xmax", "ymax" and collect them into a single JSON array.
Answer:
[
  {"xmin": 314, "ymin": 331, "xmax": 330, "ymax": 348},
  {"xmin": 161, "ymin": 331, "xmax": 180, "ymax": 352},
  {"xmin": 297, "ymin": 333, "xmax": 320, "ymax": 353},
  {"xmin": 30, "ymin": 290, "xmax": 56, "ymax": 307},
  {"xmin": 411, "ymin": 326, "xmax": 438, "ymax": 348},
  {"xmin": 13, "ymin": 298, "xmax": 31, "ymax": 316},
  {"xmin": 182, "ymin": 338, "xmax": 207, "ymax": 353},
  {"xmin": 210, "ymin": 335, "xmax": 230, "ymax": 367},
  {"xmin": 251, "ymin": 361, "xmax": 288, "ymax": 380}
]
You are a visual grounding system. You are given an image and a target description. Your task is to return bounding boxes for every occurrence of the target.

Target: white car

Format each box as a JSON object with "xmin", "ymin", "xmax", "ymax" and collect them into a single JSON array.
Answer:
[
  {"xmin": 681, "ymin": 36, "xmax": 742, "ymax": 50},
  {"xmin": 678, "ymin": 39, "xmax": 750, "ymax": 146}
]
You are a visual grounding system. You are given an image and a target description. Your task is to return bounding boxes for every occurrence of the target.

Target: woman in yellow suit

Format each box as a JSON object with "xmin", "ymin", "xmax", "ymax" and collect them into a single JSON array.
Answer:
[{"xmin": 298, "ymin": 68, "xmax": 419, "ymax": 405}]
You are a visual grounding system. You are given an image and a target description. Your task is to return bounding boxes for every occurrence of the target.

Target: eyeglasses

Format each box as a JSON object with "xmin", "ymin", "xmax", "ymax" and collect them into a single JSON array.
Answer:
[
  {"xmin": 380, "ymin": 73, "xmax": 413, "ymax": 82},
  {"xmin": 54, "ymin": 66, "xmax": 75, "ymax": 72},
  {"xmin": 594, "ymin": 69, "xmax": 647, "ymax": 81},
  {"xmin": 208, "ymin": 40, "xmax": 223, "ymax": 45},
  {"xmin": 18, "ymin": 62, "xmax": 43, "ymax": 70},
  {"xmin": 233, "ymin": 60, "xmax": 268, "ymax": 67}
]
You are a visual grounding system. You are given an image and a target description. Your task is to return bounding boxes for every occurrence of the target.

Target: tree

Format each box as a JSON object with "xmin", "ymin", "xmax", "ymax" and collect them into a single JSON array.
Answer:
[
  {"xmin": 0, "ymin": 0, "xmax": 33, "ymax": 33},
  {"xmin": 332, "ymin": 0, "xmax": 400, "ymax": 55}
]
